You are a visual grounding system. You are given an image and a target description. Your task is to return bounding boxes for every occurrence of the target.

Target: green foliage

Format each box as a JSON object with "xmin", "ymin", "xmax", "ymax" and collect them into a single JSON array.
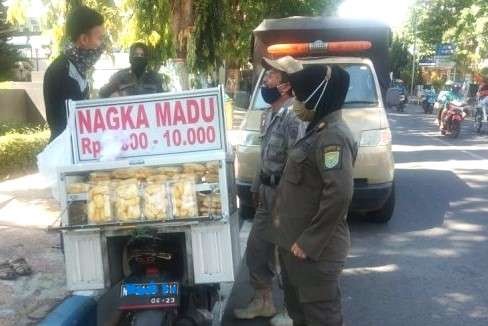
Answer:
[
  {"xmin": 390, "ymin": 37, "xmax": 411, "ymax": 80},
  {"xmin": 0, "ymin": 126, "xmax": 50, "ymax": 179},
  {"xmin": 187, "ymin": 0, "xmax": 225, "ymax": 73},
  {"xmin": 120, "ymin": 0, "xmax": 174, "ymax": 68},
  {"xmin": 221, "ymin": 0, "xmax": 342, "ymax": 68},
  {"xmin": 389, "ymin": 36, "xmax": 423, "ymax": 90},
  {"xmin": 0, "ymin": 122, "xmax": 48, "ymax": 136},
  {"xmin": 406, "ymin": 0, "xmax": 488, "ymax": 72},
  {"xmin": 0, "ymin": 1, "xmax": 23, "ymax": 81},
  {"xmin": 42, "ymin": 0, "xmax": 122, "ymax": 57},
  {"xmin": 40, "ymin": 0, "xmax": 342, "ymax": 73}
]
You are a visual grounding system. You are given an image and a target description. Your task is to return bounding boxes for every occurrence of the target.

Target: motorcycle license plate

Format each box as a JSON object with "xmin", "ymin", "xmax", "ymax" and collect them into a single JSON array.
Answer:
[{"xmin": 120, "ymin": 282, "xmax": 179, "ymax": 309}]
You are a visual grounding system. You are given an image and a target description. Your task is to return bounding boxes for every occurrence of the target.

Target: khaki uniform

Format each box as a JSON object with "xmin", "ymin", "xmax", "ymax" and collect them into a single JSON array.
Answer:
[
  {"xmin": 247, "ymin": 102, "xmax": 299, "ymax": 289},
  {"xmin": 272, "ymin": 110, "xmax": 357, "ymax": 326}
]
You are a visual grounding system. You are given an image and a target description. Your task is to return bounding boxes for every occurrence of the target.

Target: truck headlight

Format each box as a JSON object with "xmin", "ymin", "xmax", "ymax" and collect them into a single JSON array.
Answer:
[
  {"xmin": 359, "ymin": 129, "xmax": 392, "ymax": 147},
  {"xmin": 239, "ymin": 130, "xmax": 261, "ymax": 146}
]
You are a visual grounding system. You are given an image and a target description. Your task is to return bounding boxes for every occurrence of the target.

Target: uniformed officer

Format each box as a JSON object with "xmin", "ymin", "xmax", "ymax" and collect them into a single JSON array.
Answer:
[
  {"xmin": 99, "ymin": 42, "xmax": 165, "ymax": 98},
  {"xmin": 265, "ymin": 56, "xmax": 357, "ymax": 326},
  {"xmin": 234, "ymin": 57, "xmax": 302, "ymax": 322}
]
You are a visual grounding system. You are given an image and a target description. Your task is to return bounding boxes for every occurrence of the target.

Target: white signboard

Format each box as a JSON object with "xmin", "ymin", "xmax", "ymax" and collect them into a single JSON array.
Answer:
[{"xmin": 67, "ymin": 87, "xmax": 226, "ymax": 163}]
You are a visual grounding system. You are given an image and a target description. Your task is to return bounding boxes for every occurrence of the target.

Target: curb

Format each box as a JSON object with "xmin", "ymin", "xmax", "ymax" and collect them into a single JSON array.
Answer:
[{"xmin": 39, "ymin": 295, "xmax": 97, "ymax": 326}]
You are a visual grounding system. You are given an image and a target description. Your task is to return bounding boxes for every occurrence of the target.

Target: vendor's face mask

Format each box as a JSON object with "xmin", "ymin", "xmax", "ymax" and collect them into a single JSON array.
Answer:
[
  {"xmin": 130, "ymin": 57, "xmax": 148, "ymax": 77},
  {"xmin": 293, "ymin": 74, "xmax": 330, "ymax": 121}
]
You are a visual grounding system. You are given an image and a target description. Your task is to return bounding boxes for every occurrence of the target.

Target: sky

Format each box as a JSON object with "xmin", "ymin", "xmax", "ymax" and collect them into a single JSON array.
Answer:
[{"xmin": 338, "ymin": 0, "xmax": 414, "ymax": 30}]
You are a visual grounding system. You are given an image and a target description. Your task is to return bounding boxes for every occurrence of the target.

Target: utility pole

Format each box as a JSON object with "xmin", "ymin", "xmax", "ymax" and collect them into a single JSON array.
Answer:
[{"xmin": 411, "ymin": 10, "xmax": 417, "ymax": 97}]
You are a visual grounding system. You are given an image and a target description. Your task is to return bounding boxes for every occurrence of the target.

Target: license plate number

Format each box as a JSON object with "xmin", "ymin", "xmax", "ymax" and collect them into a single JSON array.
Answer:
[{"xmin": 120, "ymin": 282, "xmax": 179, "ymax": 308}]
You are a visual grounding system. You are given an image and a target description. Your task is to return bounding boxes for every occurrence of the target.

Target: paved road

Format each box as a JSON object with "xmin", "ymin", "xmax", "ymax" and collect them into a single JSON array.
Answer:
[{"xmin": 223, "ymin": 104, "xmax": 488, "ymax": 326}]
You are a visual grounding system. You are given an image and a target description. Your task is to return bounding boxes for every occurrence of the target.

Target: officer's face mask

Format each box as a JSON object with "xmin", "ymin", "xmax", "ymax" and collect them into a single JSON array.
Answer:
[
  {"xmin": 261, "ymin": 85, "xmax": 282, "ymax": 104},
  {"xmin": 293, "ymin": 76, "xmax": 329, "ymax": 121},
  {"xmin": 130, "ymin": 56, "xmax": 148, "ymax": 78}
]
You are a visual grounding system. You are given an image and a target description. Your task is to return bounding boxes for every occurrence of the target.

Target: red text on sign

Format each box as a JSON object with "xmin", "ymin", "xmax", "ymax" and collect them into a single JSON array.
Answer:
[
  {"xmin": 81, "ymin": 138, "xmax": 101, "ymax": 158},
  {"xmin": 156, "ymin": 97, "xmax": 215, "ymax": 127},
  {"xmin": 77, "ymin": 104, "xmax": 149, "ymax": 134}
]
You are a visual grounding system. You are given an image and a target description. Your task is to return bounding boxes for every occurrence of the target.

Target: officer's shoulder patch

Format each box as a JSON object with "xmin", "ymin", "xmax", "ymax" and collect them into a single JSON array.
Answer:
[{"xmin": 323, "ymin": 145, "xmax": 342, "ymax": 170}]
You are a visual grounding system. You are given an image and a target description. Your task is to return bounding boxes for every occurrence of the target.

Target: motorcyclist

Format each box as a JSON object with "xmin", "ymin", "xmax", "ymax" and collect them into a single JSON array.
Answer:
[{"xmin": 437, "ymin": 81, "xmax": 463, "ymax": 128}]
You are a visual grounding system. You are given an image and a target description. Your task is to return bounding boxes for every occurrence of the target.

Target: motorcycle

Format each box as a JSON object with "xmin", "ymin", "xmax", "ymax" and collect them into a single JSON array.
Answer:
[
  {"xmin": 118, "ymin": 229, "xmax": 216, "ymax": 326},
  {"xmin": 422, "ymin": 90, "xmax": 436, "ymax": 114},
  {"xmin": 440, "ymin": 101, "xmax": 466, "ymax": 138},
  {"xmin": 397, "ymin": 94, "xmax": 406, "ymax": 112},
  {"xmin": 473, "ymin": 97, "xmax": 487, "ymax": 134}
]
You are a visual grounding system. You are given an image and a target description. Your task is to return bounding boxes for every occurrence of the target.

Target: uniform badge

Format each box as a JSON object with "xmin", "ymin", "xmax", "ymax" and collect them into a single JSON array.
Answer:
[{"xmin": 323, "ymin": 145, "xmax": 342, "ymax": 170}]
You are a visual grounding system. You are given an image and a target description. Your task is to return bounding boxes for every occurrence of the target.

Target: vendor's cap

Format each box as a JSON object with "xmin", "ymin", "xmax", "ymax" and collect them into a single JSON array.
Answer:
[{"xmin": 262, "ymin": 56, "xmax": 303, "ymax": 74}]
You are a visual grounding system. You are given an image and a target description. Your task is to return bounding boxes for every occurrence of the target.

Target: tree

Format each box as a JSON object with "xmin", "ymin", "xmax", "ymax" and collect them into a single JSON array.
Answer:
[
  {"xmin": 406, "ymin": 0, "xmax": 488, "ymax": 74},
  {"xmin": 0, "ymin": 1, "xmax": 23, "ymax": 81},
  {"xmin": 38, "ymin": 0, "xmax": 343, "ymax": 77},
  {"xmin": 390, "ymin": 36, "xmax": 422, "ymax": 90},
  {"xmin": 222, "ymin": 0, "xmax": 341, "ymax": 69},
  {"xmin": 390, "ymin": 37, "xmax": 411, "ymax": 81}
]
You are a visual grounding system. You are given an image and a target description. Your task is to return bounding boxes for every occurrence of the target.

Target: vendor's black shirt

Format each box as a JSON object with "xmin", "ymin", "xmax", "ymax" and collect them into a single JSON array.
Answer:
[{"xmin": 43, "ymin": 54, "xmax": 90, "ymax": 142}]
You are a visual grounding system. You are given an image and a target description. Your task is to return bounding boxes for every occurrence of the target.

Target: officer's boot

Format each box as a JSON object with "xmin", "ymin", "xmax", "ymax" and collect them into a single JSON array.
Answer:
[
  {"xmin": 233, "ymin": 288, "xmax": 277, "ymax": 319},
  {"xmin": 270, "ymin": 309, "xmax": 293, "ymax": 326}
]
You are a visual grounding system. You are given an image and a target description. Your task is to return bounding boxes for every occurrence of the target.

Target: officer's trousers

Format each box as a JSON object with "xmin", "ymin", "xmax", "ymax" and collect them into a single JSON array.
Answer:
[
  {"xmin": 279, "ymin": 249, "xmax": 344, "ymax": 326},
  {"xmin": 246, "ymin": 184, "xmax": 276, "ymax": 289}
]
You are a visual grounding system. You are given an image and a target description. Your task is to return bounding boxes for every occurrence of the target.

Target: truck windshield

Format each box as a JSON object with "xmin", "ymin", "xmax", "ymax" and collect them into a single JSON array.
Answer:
[{"xmin": 251, "ymin": 63, "xmax": 379, "ymax": 110}]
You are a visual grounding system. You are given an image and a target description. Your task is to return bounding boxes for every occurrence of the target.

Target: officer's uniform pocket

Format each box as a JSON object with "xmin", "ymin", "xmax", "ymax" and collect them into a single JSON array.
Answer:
[
  {"xmin": 283, "ymin": 255, "xmax": 344, "ymax": 303},
  {"xmin": 284, "ymin": 148, "xmax": 308, "ymax": 185},
  {"xmin": 266, "ymin": 132, "xmax": 286, "ymax": 163}
]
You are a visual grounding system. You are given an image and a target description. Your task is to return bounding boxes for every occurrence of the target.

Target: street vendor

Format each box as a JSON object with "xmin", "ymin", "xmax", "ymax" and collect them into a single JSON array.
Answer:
[
  {"xmin": 99, "ymin": 42, "xmax": 165, "ymax": 98},
  {"xmin": 266, "ymin": 56, "xmax": 357, "ymax": 326},
  {"xmin": 43, "ymin": 6, "xmax": 105, "ymax": 142}
]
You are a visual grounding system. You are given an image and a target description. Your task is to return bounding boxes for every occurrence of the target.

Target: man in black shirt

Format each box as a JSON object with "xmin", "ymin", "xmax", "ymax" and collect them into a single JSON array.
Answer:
[
  {"xmin": 43, "ymin": 6, "xmax": 105, "ymax": 142},
  {"xmin": 99, "ymin": 42, "xmax": 165, "ymax": 98}
]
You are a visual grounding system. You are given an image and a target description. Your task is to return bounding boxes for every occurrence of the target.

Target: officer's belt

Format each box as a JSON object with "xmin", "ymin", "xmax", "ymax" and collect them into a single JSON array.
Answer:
[{"xmin": 260, "ymin": 171, "xmax": 281, "ymax": 187}]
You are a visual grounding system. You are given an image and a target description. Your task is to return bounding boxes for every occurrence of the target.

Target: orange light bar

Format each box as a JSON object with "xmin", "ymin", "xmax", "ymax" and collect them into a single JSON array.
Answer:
[{"xmin": 267, "ymin": 41, "xmax": 372, "ymax": 58}]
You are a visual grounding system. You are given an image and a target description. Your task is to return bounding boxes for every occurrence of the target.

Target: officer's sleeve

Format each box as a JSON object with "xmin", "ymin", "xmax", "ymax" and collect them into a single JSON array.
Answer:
[
  {"xmin": 99, "ymin": 72, "xmax": 120, "ymax": 98},
  {"xmin": 295, "ymin": 133, "xmax": 355, "ymax": 261},
  {"xmin": 250, "ymin": 159, "xmax": 262, "ymax": 193},
  {"xmin": 284, "ymin": 111, "xmax": 300, "ymax": 149}
]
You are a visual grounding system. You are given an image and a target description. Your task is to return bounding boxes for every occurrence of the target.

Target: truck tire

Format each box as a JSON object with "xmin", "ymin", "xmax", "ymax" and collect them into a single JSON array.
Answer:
[
  {"xmin": 132, "ymin": 310, "xmax": 168, "ymax": 326},
  {"xmin": 365, "ymin": 185, "xmax": 395, "ymax": 223}
]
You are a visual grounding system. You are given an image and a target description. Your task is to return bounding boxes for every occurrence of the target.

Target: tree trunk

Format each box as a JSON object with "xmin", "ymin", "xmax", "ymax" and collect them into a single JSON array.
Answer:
[
  {"xmin": 225, "ymin": 68, "xmax": 240, "ymax": 98},
  {"xmin": 171, "ymin": 0, "xmax": 193, "ymax": 59}
]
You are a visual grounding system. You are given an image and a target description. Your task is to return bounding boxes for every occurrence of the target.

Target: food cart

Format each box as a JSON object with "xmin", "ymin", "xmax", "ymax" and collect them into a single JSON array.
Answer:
[{"xmin": 53, "ymin": 86, "xmax": 240, "ymax": 325}]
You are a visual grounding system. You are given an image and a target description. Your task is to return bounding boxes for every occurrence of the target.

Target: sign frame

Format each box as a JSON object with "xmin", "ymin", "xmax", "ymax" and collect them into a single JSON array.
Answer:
[{"xmin": 66, "ymin": 86, "xmax": 227, "ymax": 165}]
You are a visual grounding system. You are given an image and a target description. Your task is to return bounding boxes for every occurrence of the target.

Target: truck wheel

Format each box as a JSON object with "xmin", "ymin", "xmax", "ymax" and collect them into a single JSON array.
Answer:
[
  {"xmin": 132, "ymin": 310, "xmax": 169, "ymax": 326},
  {"xmin": 365, "ymin": 185, "xmax": 395, "ymax": 223}
]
